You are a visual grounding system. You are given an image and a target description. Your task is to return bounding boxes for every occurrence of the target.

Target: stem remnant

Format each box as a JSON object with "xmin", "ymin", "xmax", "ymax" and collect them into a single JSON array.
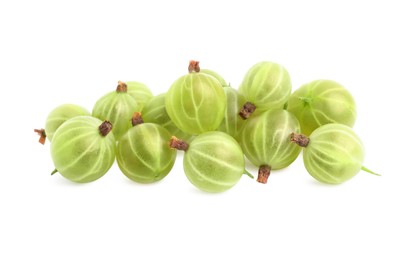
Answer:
[
  {"xmin": 290, "ymin": 133, "xmax": 310, "ymax": 147},
  {"xmin": 188, "ymin": 60, "xmax": 200, "ymax": 73},
  {"xmin": 169, "ymin": 136, "xmax": 189, "ymax": 151},
  {"xmin": 34, "ymin": 128, "xmax": 46, "ymax": 145},
  {"xmin": 239, "ymin": 102, "xmax": 256, "ymax": 119},
  {"xmin": 99, "ymin": 121, "xmax": 113, "ymax": 136},
  {"xmin": 257, "ymin": 165, "xmax": 271, "ymax": 184},
  {"xmin": 116, "ymin": 81, "xmax": 128, "ymax": 93},
  {"xmin": 131, "ymin": 112, "xmax": 144, "ymax": 126}
]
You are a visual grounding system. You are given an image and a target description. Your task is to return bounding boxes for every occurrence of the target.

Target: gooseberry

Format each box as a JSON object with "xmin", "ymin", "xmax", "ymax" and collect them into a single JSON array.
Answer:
[
  {"xmin": 290, "ymin": 123, "xmax": 378, "ymax": 184},
  {"xmin": 170, "ymin": 131, "xmax": 245, "ymax": 193},
  {"xmin": 239, "ymin": 109, "xmax": 302, "ymax": 183},
  {"xmin": 165, "ymin": 60, "xmax": 226, "ymax": 135},
  {"xmin": 116, "ymin": 112, "xmax": 176, "ymax": 183},
  {"xmin": 50, "ymin": 116, "xmax": 116, "ymax": 183},
  {"xmin": 92, "ymin": 81, "xmax": 137, "ymax": 140},
  {"xmin": 238, "ymin": 61, "xmax": 292, "ymax": 119},
  {"xmin": 141, "ymin": 93, "xmax": 192, "ymax": 141},
  {"xmin": 125, "ymin": 81, "xmax": 153, "ymax": 111},
  {"xmin": 286, "ymin": 79, "xmax": 356, "ymax": 136},
  {"xmin": 34, "ymin": 104, "xmax": 90, "ymax": 144}
]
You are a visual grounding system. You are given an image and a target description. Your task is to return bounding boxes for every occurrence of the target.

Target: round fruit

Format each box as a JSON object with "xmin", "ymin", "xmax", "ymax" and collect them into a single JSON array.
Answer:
[
  {"xmin": 239, "ymin": 109, "xmax": 302, "ymax": 183},
  {"xmin": 34, "ymin": 104, "xmax": 90, "ymax": 144},
  {"xmin": 116, "ymin": 113, "xmax": 176, "ymax": 183},
  {"xmin": 200, "ymin": 68, "xmax": 228, "ymax": 87},
  {"xmin": 92, "ymin": 81, "xmax": 138, "ymax": 140},
  {"xmin": 286, "ymin": 79, "xmax": 356, "ymax": 136},
  {"xmin": 216, "ymin": 86, "xmax": 246, "ymax": 140},
  {"xmin": 238, "ymin": 61, "xmax": 292, "ymax": 119},
  {"xmin": 165, "ymin": 60, "xmax": 226, "ymax": 135},
  {"xmin": 141, "ymin": 93, "xmax": 192, "ymax": 141},
  {"xmin": 125, "ymin": 81, "xmax": 153, "ymax": 111},
  {"xmin": 50, "ymin": 116, "xmax": 116, "ymax": 183},
  {"xmin": 291, "ymin": 123, "xmax": 378, "ymax": 184},
  {"xmin": 170, "ymin": 131, "xmax": 245, "ymax": 193}
]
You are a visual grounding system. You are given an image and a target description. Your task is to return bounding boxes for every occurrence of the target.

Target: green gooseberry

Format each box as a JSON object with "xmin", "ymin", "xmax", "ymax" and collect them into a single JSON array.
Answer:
[
  {"xmin": 286, "ymin": 79, "xmax": 356, "ymax": 136},
  {"xmin": 116, "ymin": 113, "xmax": 177, "ymax": 183},
  {"xmin": 238, "ymin": 61, "xmax": 292, "ymax": 119},
  {"xmin": 239, "ymin": 109, "xmax": 302, "ymax": 183},
  {"xmin": 34, "ymin": 104, "xmax": 90, "ymax": 144},
  {"xmin": 141, "ymin": 93, "xmax": 192, "ymax": 141},
  {"xmin": 165, "ymin": 60, "xmax": 226, "ymax": 135},
  {"xmin": 170, "ymin": 131, "xmax": 245, "ymax": 193},
  {"xmin": 216, "ymin": 86, "xmax": 246, "ymax": 140},
  {"xmin": 125, "ymin": 81, "xmax": 153, "ymax": 111},
  {"xmin": 50, "ymin": 116, "xmax": 116, "ymax": 183},
  {"xmin": 291, "ymin": 123, "xmax": 379, "ymax": 184},
  {"xmin": 92, "ymin": 81, "xmax": 137, "ymax": 140}
]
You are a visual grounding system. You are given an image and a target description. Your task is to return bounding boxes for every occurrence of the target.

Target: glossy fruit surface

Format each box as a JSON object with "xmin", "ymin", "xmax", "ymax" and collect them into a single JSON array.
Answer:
[
  {"xmin": 165, "ymin": 63, "xmax": 226, "ymax": 135},
  {"xmin": 286, "ymin": 79, "xmax": 356, "ymax": 136},
  {"xmin": 50, "ymin": 116, "xmax": 116, "ymax": 183},
  {"xmin": 293, "ymin": 123, "xmax": 365, "ymax": 184},
  {"xmin": 239, "ymin": 109, "xmax": 301, "ymax": 183},
  {"xmin": 44, "ymin": 104, "xmax": 90, "ymax": 142},
  {"xmin": 142, "ymin": 93, "xmax": 192, "ymax": 141},
  {"xmin": 182, "ymin": 131, "xmax": 245, "ymax": 193},
  {"xmin": 238, "ymin": 61, "xmax": 291, "ymax": 118},
  {"xmin": 116, "ymin": 123, "xmax": 176, "ymax": 183},
  {"xmin": 217, "ymin": 87, "xmax": 246, "ymax": 140},
  {"xmin": 125, "ymin": 81, "xmax": 153, "ymax": 111},
  {"xmin": 92, "ymin": 82, "xmax": 137, "ymax": 140}
]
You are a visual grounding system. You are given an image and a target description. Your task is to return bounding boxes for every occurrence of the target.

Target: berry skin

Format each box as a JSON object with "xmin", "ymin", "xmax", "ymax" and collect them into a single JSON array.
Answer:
[
  {"xmin": 165, "ymin": 61, "xmax": 226, "ymax": 135},
  {"xmin": 116, "ymin": 122, "xmax": 176, "ymax": 184},
  {"xmin": 50, "ymin": 116, "xmax": 116, "ymax": 183},
  {"xmin": 291, "ymin": 123, "xmax": 378, "ymax": 184},
  {"xmin": 92, "ymin": 81, "xmax": 138, "ymax": 140},
  {"xmin": 287, "ymin": 79, "xmax": 356, "ymax": 136}
]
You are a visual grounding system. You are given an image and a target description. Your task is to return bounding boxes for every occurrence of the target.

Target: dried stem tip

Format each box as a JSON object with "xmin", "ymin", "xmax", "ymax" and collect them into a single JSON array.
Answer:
[
  {"xmin": 239, "ymin": 102, "xmax": 256, "ymax": 119},
  {"xmin": 169, "ymin": 136, "xmax": 189, "ymax": 151},
  {"xmin": 188, "ymin": 60, "xmax": 200, "ymax": 73},
  {"xmin": 131, "ymin": 112, "xmax": 144, "ymax": 127},
  {"xmin": 290, "ymin": 133, "xmax": 310, "ymax": 147},
  {"xmin": 99, "ymin": 121, "xmax": 113, "ymax": 136},
  {"xmin": 257, "ymin": 165, "xmax": 271, "ymax": 184},
  {"xmin": 34, "ymin": 128, "xmax": 46, "ymax": 145},
  {"xmin": 116, "ymin": 81, "xmax": 128, "ymax": 93}
]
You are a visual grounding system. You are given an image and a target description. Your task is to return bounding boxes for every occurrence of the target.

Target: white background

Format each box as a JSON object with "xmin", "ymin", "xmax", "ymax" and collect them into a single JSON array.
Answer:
[{"xmin": 1, "ymin": 0, "xmax": 416, "ymax": 259}]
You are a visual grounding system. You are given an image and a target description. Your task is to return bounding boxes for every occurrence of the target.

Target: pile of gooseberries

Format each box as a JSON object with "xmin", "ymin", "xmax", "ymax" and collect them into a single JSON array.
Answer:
[{"xmin": 35, "ymin": 60, "xmax": 379, "ymax": 192}]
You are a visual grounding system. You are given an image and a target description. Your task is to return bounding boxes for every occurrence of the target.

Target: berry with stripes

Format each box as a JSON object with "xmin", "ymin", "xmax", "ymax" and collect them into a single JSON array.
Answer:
[
  {"xmin": 92, "ymin": 81, "xmax": 138, "ymax": 140},
  {"xmin": 50, "ymin": 116, "xmax": 116, "ymax": 183},
  {"xmin": 238, "ymin": 61, "xmax": 292, "ymax": 119},
  {"xmin": 286, "ymin": 79, "xmax": 356, "ymax": 136},
  {"xmin": 291, "ymin": 123, "xmax": 379, "ymax": 184},
  {"xmin": 170, "ymin": 131, "xmax": 245, "ymax": 193},
  {"xmin": 116, "ymin": 112, "xmax": 177, "ymax": 183},
  {"xmin": 239, "ymin": 109, "xmax": 302, "ymax": 183},
  {"xmin": 165, "ymin": 60, "xmax": 226, "ymax": 135}
]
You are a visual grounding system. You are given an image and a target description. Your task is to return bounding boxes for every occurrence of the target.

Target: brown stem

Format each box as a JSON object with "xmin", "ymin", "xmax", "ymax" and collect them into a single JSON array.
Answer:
[
  {"xmin": 131, "ymin": 112, "xmax": 144, "ymax": 126},
  {"xmin": 99, "ymin": 121, "xmax": 113, "ymax": 136},
  {"xmin": 169, "ymin": 136, "xmax": 189, "ymax": 151},
  {"xmin": 34, "ymin": 128, "xmax": 46, "ymax": 145},
  {"xmin": 290, "ymin": 133, "xmax": 310, "ymax": 147},
  {"xmin": 257, "ymin": 165, "xmax": 271, "ymax": 184},
  {"xmin": 239, "ymin": 102, "xmax": 256, "ymax": 119},
  {"xmin": 116, "ymin": 81, "xmax": 128, "ymax": 93},
  {"xmin": 188, "ymin": 60, "xmax": 200, "ymax": 73}
]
